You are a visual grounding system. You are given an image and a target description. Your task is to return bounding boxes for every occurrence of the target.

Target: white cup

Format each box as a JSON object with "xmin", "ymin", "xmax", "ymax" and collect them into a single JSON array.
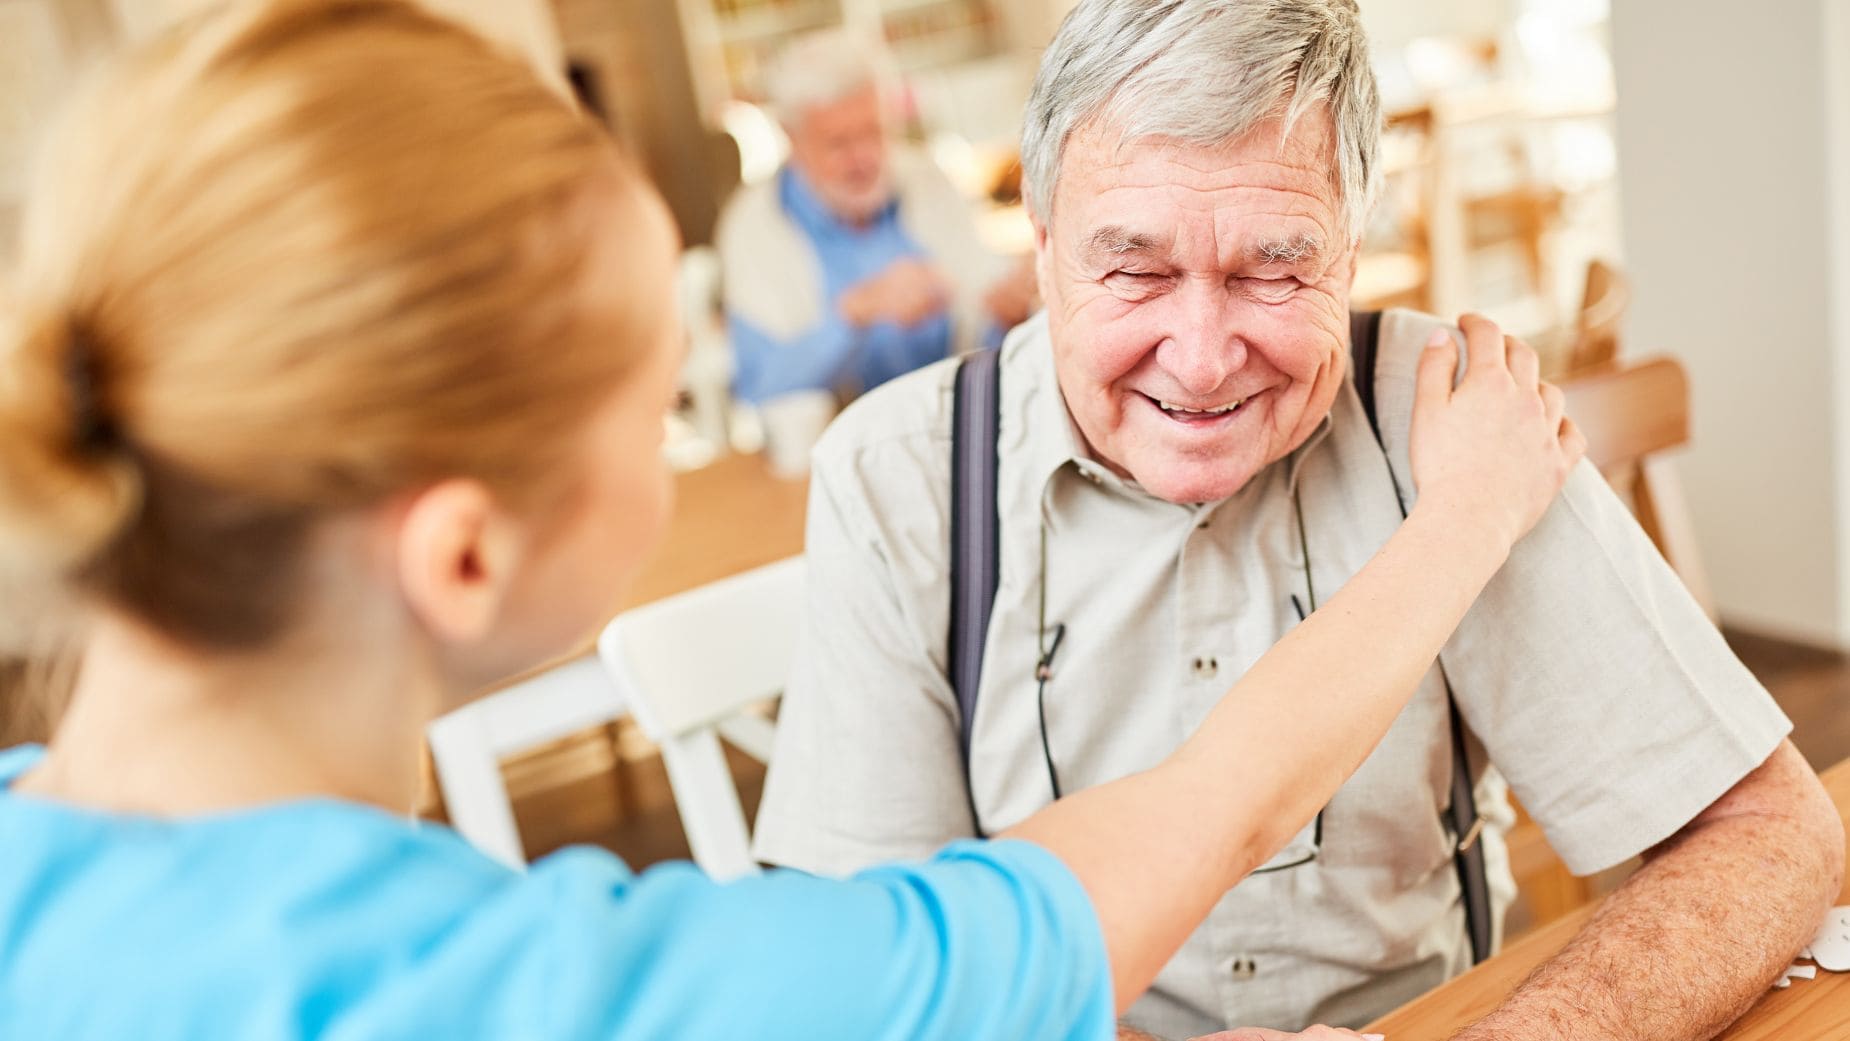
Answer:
[{"xmin": 760, "ymin": 390, "xmax": 838, "ymax": 478}]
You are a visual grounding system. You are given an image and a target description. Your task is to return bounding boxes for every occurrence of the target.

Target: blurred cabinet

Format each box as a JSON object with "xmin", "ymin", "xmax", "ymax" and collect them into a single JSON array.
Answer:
[{"xmin": 555, "ymin": 0, "xmax": 734, "ymax": 247}]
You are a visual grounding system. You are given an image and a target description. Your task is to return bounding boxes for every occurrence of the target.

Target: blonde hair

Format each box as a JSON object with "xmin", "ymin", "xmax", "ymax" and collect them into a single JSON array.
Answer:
[{"xmin": 0, "ymin": 0, "xmax": 650, "ymax": 649}]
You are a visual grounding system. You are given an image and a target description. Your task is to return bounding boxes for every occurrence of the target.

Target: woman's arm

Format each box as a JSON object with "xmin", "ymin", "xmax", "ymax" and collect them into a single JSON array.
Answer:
[{"xmin": 1004, "ymin": 314, "xmax": 1585, "ymax": 1011}]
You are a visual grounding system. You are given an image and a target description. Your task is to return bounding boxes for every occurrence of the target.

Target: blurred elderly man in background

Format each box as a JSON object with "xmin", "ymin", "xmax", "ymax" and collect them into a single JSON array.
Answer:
[
  {"xmin": 716, "ymin": 29, "xmax": 1032, "ymax": 468},
  {"xmin": 755, "ymin": 1, "xmax": 1843, "ymax": 1039}
]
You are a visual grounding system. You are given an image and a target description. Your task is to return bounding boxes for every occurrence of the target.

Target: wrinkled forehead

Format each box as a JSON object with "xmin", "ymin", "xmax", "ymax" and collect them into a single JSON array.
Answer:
[
  {"xmin": 1055, "ymin": 105, "xmax": 1339, "ymax": 203},
  {"xmin": 1050, "ymin": 114, "xmax": 1346, "ymax": 264}
]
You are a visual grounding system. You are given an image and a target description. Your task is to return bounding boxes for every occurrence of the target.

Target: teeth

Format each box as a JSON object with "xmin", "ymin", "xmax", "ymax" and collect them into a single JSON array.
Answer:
[{"xmin": 1159, "ymin": 398, "xmax": 1244, "ymax": 415}]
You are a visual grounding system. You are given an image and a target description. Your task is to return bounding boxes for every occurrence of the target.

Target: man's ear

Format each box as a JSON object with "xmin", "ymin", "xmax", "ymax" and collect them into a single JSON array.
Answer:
[
  {"xmin": 1029, "ymin": 203, "xmax": 1053, "ymax": 302},
  {"xmin": 394, "ymin": 479, "xmax": 524, "ymax": 644}
]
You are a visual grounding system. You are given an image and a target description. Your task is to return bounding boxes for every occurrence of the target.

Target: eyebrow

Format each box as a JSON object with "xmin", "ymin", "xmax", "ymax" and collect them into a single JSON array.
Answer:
[
  {"xmin": 1247, "ymin": 233, "xmax": 1324, "ymax": 267},
  {"xmin": 1081, "ymin": 225, "xmax": 1168, "ymax": 265}
]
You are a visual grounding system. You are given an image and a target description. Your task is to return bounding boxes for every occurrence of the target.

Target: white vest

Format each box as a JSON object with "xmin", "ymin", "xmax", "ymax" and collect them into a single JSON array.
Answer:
[{"xmin": 714, "ymin": 147, "xmax": 1010, "ymax": 358}]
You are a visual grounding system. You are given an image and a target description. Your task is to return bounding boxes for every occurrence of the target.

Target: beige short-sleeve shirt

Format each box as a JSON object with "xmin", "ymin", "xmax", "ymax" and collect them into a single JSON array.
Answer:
[{"xmin": 753, "ymin": 311, "xmax": 1789, "ymax": 1038}]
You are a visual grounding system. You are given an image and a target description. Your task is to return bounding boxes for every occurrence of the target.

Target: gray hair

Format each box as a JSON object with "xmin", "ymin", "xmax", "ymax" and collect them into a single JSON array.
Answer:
[
  {"xmin": 1020, "ymin": 0, "xmax": 1382, "ymax": 243},
  {"xmin": 763, "ymin": 28, "xmax": 883, "ymax": 127}
]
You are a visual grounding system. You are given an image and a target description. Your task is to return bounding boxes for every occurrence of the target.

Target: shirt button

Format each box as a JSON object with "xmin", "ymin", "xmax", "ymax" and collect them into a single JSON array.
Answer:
[
  {"xmin": 1192, "ymin": 656, "xmax": 1218, "ymax": 679},
  {"xmin": 1231, "ymin": 957, "xmax": 1257, "ymax": 980}
]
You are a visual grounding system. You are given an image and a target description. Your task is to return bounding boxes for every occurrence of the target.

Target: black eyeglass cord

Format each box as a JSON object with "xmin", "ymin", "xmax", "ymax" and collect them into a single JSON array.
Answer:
[
  {"xmin": 1034, "ymin": 483, "xmax": 1324, "ymax": 847},
  {"xmin": 1035, "ymin": 523, "xmax": 1065, "ymax": 799}
]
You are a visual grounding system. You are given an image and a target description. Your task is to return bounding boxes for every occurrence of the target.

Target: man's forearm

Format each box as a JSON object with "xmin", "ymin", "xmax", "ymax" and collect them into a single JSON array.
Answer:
[{"xmin": 1454, "ymin": 745, "xmax": 1844, "ymax": 1041}]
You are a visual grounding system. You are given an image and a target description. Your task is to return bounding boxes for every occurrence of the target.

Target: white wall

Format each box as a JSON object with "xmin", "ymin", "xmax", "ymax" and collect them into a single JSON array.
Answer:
[
  {"xmin": 1611, "ymin": 0, "xmax": 1850, "ymax": 645},
  {"xmin": 1830, "ymin": 0, "xmax": 1850, "ymax": 647},
  {"xmin": 1359, "ymin": 0, "xmax": 1513, "ymax": 56}
]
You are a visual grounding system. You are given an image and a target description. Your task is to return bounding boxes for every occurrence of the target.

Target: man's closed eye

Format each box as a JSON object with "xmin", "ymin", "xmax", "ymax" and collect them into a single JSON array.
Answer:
[{"xmin": 1239, "ymin": 276, "xmax": 1302, "ymax": 303}]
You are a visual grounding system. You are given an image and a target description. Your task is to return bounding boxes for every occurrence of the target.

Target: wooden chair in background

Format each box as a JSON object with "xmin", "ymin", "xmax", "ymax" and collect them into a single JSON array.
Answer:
[
  {"xmin": 1552, "ymin": 259, "xmax": 1630, "ymax": 378},
  {"xmin": 1561, "ymin": 354, "xmax": 1716, "ymax": 618}
]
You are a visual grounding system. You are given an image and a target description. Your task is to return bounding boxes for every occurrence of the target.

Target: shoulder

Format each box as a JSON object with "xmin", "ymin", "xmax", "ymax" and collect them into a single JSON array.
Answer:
[
  {"xmin": 1361, "ymin": 308, "xmax": 1455, "ymax": 446},
  {"xmin": 714, "ymin": 175, "xmax": 791, "ymax": 256},
  {"xmin": 717, "ymin": 174, "xmax": 780, "ymax": 225},
  {"xmin": 1368, "ymin": 308, "xmax": 1453, "ymax": 387},
  {"xmin": 812, "ymin": 355, "xmax": 959, "ymax": 503}
]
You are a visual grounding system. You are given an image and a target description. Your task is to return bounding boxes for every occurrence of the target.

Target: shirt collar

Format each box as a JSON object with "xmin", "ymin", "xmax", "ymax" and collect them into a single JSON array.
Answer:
[
  {"xmin": 1002, "ymin": 315, "xmax": 1338, "ymax": 520},
  {"xmin": 778, "ymin": 165, "xmax": 899, "ymax": 237},
  {"xmin": 1000, "ymin": 314, "xmax": 1093, "ymax": 505}
]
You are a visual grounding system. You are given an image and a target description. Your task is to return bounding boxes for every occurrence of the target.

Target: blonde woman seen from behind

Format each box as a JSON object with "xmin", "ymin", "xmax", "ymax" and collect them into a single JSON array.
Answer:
[{"xmin": 0, "ymin": 3, "xmax": 1582, "ymax": 1039}]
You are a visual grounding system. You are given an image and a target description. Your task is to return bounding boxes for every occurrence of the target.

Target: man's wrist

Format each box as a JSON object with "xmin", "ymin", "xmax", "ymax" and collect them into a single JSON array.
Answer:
[{"xmin": 836, "ymin": 290, "xmax": 876, "ymax": 328}]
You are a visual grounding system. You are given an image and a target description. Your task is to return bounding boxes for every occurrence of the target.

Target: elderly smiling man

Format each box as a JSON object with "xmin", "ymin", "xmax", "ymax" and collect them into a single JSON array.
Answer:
[{"xmin": 754, "ymin": 2, "xmax": 1845, "ymax": 1039}]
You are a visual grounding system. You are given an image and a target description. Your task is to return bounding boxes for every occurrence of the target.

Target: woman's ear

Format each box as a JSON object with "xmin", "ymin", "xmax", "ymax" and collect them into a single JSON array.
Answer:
[{"xmin": 393, "ymin": 479, "xmax": 525, "ymax": 644}]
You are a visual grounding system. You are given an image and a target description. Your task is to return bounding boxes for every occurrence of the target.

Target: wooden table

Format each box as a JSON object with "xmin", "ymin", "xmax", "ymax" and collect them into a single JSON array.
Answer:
[
  {"xmin": 623, "ymin": 452, "xmax": 809, "ymax": 609},
  {"xmin": 1366, "ymin": 758, "xmax": 1850, "ymax": 1039}
]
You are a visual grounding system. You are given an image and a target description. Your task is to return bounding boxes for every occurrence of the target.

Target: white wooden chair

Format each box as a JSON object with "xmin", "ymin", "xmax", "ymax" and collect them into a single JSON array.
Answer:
[
  {"xmin": 428, "ymin": 556, "xmax": 803, "ymax": 880},
  {"xmin": 596, "ymin": 556, "xmax": 804, "ymax": 881},
  {"xmin": 426, "ymin": 655, "xmax": 625, "ymax": 870}
]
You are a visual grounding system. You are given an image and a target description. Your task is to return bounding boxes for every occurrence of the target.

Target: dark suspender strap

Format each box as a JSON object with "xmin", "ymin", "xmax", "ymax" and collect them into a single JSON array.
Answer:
[
  {"xmin": 950, "ymin": 348, "xmax": 1002, "ymax": 837},
  {"xmin": 1349, "ymin": 309, "xmax": 1384, "ymax": 433},
  {"xmin": 1349, "ymin": 309, "xmax": 1493, "ymax": 966},
  {"xmin": 1446, "ymin": 689, "xmax": 1494, "ymax": 964}
]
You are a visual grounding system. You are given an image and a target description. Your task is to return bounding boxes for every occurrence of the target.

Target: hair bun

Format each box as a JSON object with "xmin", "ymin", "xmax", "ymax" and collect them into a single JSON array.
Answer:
[{"xmin": 0, "ymin": 304, "xmax": 142, "ymax": 584}]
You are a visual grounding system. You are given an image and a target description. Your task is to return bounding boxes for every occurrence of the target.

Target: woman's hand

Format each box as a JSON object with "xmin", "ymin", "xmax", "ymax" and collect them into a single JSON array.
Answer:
[{"xmin": 1408, "ymin": 313, "xmax": 1586, "ymax": 553}]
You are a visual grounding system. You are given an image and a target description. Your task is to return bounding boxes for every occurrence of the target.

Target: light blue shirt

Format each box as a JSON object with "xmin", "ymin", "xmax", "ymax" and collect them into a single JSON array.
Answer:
[
  {"xmin": 728, "ymin": 168, "xmax": 955, "ymax": 404},
  {"xmin": 0, "ymin": 744, "xmax": 1111, "ymax": 1040}
]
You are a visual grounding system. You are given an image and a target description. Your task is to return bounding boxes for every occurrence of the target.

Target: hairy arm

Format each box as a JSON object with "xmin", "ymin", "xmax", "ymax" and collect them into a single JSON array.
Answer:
[{"xmin": 1452, "ymin": 740, "xmax": 1845, "ymax": 1040}]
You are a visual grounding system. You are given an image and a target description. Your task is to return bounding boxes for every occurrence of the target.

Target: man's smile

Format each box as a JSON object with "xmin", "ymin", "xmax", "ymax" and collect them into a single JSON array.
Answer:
[{"xmin": 1136, "ymin": 387, "xmax": 1268, "ymax": 428}]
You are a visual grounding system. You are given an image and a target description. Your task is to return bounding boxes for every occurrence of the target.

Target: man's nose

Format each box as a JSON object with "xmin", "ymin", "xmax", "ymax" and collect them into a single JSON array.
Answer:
[
  {"xmin": 852, "ymin": 139, "xmax": 886, "ymax": 179},
  {"xmin": 1157, "ymin": 279, "xmax": 1248, "ymax": 396}
]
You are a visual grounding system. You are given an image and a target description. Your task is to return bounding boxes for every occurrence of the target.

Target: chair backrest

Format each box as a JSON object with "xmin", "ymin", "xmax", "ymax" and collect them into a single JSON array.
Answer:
[
  {"xmin": 1561, "ymin": 355, "xmax": 1716, "ymax": 619},
  {"xmin": 1564, "ymin": 258, "xmax": 1630, "ymax": 376},
  {"xmin": 426, "ymin": 655, "xmax": 626, "ymax": 870},
  {"xmin": 597, "ymin": 555, "xmax": 805, "ymax": 880}
]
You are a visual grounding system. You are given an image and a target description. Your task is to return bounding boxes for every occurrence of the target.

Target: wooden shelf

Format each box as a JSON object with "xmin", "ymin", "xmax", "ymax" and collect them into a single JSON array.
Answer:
[
  {"xmin": 714, "ymin": 0, "xmax": 836, "ymax": 43},
  {"xmin": 890, "ymin": 24, "xmax": 992, "ymax": 70}
]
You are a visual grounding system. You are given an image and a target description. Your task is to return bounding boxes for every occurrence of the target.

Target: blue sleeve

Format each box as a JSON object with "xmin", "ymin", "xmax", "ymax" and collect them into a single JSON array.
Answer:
[
  {"xmin": 729, "ymin": 313, "xmax": 858, "ymax": 405},
  {"xmin": 855, "ymin": 313, "xmax": 952, "ymax": 393},
  {"xmin": 520, "ymin": 839, "xmax": 1114, "ymax": 1041}
]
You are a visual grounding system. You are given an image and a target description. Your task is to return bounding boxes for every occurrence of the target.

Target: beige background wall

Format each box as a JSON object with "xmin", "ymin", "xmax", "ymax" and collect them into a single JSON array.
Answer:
[{"xmin": 1611, "ymin": 0, "xmax": 1850, "ymax": 646}]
